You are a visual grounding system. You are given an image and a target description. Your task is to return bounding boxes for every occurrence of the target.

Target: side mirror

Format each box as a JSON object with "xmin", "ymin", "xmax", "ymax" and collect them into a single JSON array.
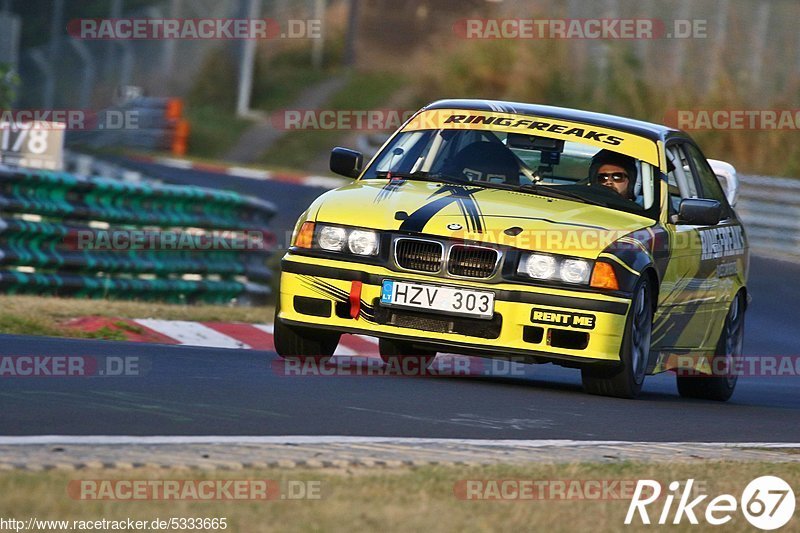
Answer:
[
  {"xmin": 330, "ymin": 147, "xmax": 363, "ymax": 178},
  {"xmin": 707, "ymin": 159, "xmax": 739, "ymax": 207},
  {"xmin": 677, "ymin": 198, "xmax": 722, "ymax": 226}
]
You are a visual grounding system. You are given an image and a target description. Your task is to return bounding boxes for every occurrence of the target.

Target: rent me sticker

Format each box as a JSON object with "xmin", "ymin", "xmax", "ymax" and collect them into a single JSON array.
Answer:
[{"xmin": 531, "ymin": 309, "xmax": 596, "ymax": 330}]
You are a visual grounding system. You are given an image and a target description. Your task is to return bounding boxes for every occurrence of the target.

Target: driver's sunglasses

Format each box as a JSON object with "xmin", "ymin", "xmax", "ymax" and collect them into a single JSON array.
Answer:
[{"xmin": 597, "ymin": 172, "xmax": 629, "ymax": 183}]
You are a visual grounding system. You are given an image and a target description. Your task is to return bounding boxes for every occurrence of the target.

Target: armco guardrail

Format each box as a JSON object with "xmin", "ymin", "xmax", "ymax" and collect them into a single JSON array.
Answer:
[
  {"xmin": 0, "ymin": 168, "xmax": 275, "ymax": 305},
  {"xmin": 66, "ymin": 97, "xmax": 190, "ymax": 156},
  {"xmin": 737, "ymin": 175, "xmax": 800, "ymax": 261}
]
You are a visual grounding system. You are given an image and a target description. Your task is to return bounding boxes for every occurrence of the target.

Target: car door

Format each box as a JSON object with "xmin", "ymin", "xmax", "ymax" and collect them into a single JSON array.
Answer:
[
  {"xmin": 652, "ymin": 142, "xmax": 721, "ymax": 352},
  {"xmin": 683, "ymin": 142, "xmax": 746, "ymax": 347}
]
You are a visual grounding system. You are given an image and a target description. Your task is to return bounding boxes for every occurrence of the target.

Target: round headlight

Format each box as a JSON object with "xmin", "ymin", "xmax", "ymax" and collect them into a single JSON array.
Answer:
[
  {"xmin": 318, "ymin": 226, "xmax": 347, "ymax": 251},
  {"xmin": 523, "ymin": 254, "xmax": 557, "ymax": 279},
  {"xmin": 348, "ymin": 230, "xmax": 379, "ymax": 255},
  {"xmin": 560, "ymin": 259, "xmax": 591, "ymax": 284}
]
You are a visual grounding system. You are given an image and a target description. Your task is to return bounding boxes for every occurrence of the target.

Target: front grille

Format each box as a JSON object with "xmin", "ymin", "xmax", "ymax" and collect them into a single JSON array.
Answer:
[
  {"xmin": 375, "ymin": 303, "xmax": 502, "ymax": 339},
  {"xmin": 395, "ymin": 239, "xmax": 443, "ymax": 272},
  {"xmin": 447, "ymin": 245, "xmax": 498, "ymax": 278}
]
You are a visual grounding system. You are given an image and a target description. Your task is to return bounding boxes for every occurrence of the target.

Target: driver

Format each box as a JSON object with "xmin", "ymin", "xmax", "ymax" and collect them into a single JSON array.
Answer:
[{"xmin": 588, "ymin": 150, "xmax": 638, "ymax": 199}]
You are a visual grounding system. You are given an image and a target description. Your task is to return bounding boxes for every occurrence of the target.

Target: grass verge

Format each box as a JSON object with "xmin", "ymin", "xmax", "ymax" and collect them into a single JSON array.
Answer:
[
  {"xmin": 183, "ymin": 105, "xmax": 253, "ymax": 160},
  {"xmin": 0, "ymin": 462, "xmax": 797, "ymax": 532},
  {"xmin": 259, "ymin": 71, "xmax": 406, "ymax": 169},
  {"xmin": 184, "ymin": 40, "xmax": 343, "ymax": 161},
  {"xmin": 0, "ymin": 295, "xmax": 273, "ymax": 339}
]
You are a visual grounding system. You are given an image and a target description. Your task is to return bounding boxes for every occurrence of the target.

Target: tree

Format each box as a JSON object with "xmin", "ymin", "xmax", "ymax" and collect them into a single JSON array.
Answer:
[{"xmin": 0, "ymin": 63, "xmax": 20, "ymax": 108}]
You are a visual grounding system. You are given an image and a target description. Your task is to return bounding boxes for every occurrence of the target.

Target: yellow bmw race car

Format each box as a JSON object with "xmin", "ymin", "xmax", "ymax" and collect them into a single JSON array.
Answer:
[{"xmin": 274, "ymin": 99, "xmax": 749, "ymax": 400}]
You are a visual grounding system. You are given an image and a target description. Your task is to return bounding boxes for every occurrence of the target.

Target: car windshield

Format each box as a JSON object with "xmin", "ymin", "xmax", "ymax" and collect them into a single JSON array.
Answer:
[{"xmin": 361, "ymin": 125, "xmax": 658, "ymax": 216}]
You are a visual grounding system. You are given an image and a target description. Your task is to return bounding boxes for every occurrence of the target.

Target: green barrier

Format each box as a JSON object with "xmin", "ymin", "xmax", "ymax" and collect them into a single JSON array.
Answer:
[
  {"xmin": 0, "ymin": 170, "xmax": 275, "ymax": 230},
  {"xmin": 0, "ymin": 270, "xmax": 267, "ymax": 305},
  {"xmin": 0, "ymin": 168, "xmax": 276, "ymax": 305}
]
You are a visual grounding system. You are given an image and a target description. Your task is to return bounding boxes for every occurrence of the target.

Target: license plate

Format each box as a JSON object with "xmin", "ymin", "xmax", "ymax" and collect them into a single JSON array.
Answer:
[{"xmin": 380, "ymin": 280, "xmax": 495, "ymax": 319}]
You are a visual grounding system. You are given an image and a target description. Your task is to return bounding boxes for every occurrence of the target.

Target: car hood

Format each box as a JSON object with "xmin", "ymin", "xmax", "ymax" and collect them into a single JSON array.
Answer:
[{"xmin": 311, "ymin": 180, "xmax": 653, "ymax": 259}]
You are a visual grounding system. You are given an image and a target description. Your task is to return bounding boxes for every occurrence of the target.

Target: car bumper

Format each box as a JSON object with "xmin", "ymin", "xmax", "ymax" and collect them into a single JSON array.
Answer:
[{"xmin": 279, "ymin": 253, "xmax": 633, "ymax": 365}]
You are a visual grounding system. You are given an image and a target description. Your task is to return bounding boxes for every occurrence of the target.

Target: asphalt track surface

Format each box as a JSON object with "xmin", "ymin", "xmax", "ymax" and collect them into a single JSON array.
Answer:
[
  {"xmin": 2, "ymin": 160, "xmax": 798, "ymax": 441},
  {"xmin": 1, "ymin": 255, "xmax": 798, "ymax": 441}
]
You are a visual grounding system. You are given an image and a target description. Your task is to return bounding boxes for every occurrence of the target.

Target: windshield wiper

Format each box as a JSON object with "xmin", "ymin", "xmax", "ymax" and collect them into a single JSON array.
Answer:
[
  {"xmin": 375, "ymin": 171, "xmax": 467, "ymax": 185},
  {"xmin": 375, "ymin": 170, "xmax": 423, "ymax": 180},
  {"xmin": 427, "ymin": 172, "xmax": 471, "ymax": 185},
  {"xmin": 516, "ymin": 183, "xmax": 607, "ymax": 207}
]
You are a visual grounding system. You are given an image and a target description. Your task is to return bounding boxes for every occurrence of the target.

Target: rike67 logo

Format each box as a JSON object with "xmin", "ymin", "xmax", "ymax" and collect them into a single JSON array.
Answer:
[{"xmin": 625, "ymin": 476, "xmax": 795, "ymax": 530}]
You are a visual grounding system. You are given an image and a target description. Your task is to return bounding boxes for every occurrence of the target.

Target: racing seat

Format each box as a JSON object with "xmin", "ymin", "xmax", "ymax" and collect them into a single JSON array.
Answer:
[{"xmin": 444, "ymin": 141, "xmax": 521, "ymax": 186}]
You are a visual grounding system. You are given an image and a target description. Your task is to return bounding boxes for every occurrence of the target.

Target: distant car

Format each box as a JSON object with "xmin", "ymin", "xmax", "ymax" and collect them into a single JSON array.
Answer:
[{"xmin": 275, "ymin": 99, "xmax": 749, "ymax": 400}]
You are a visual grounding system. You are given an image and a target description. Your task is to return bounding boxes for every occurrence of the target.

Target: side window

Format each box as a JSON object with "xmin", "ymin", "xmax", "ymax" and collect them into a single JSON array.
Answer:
[
  {"xmin": 666, "ymin": 163, "xmax": 681, "ymax": 214},
  {"xmin": 675, "ymin": 145, "xmax": 699, "ymax": 198},
  {"xmin": 684, "ymin": 143, "xmax": 729, "ymax": 212},
  {"xmin": 665, "ymin": 144, "xmax": 698, "ymax": 214}
]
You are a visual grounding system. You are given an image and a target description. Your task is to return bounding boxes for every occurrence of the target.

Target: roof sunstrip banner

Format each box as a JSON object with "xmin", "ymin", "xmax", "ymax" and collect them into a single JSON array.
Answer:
[{"xmin": 402, "ymin": 109, "xmax": 662, "ymax": 169}]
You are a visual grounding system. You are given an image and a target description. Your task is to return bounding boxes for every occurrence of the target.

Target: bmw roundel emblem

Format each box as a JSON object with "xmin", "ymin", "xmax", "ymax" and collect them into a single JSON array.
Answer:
[{"xmin": 447, "ymin": 223, "xmax": 463, "ymax": 231}]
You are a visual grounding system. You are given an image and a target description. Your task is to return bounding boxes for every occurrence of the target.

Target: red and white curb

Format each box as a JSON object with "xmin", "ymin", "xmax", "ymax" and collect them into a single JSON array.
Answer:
[
  {"xmin": 130, "ymin": 155, "xmax": 347, "ymax": 189},
  {"xmin": 66, "ymin": 317, "xmax": 379, "ymax": 356},
  {"xmin": 66, "ymin": 317, "xmax": 477, "ymax": 365}
]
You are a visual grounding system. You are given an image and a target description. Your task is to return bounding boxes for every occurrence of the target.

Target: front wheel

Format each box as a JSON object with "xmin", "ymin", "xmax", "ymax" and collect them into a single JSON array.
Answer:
[
  {"xmin": 379, "ymin": 338, "xmax": 436, "ymax": 374},
  {"xmin": 581, "ymin": 278, "xmax": 653, "ymax": 399},
  {"xmin": 676, "ymin": 292, "xmax": 745, "ymax": 402},
  {"xmin": 274, "ymin": 317, "xmax": 340, "ymax": 364}
]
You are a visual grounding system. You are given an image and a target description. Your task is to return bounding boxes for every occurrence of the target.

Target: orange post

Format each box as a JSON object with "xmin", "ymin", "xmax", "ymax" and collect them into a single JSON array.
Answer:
[
  {"xmin": 165, "ymin": 98, "xmax": 184, "ymax": 122},
  {"xmin": 172, "ymin": 119, "xmax": 190, "ymax": 156}
]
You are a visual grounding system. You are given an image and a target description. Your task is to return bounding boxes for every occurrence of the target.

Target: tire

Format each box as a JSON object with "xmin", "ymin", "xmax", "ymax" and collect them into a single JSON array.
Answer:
[
  {"xmin": 273, "ymin": 299, "xmax": 340, "ymax": 363},
  {"xmin": 676, "ymin": 292, "xmax": 744, "ymax": 402},
  {"xmin": 379, "ymin": 338, "xmax": 436, "ymax": 374},
  {"xmin": 581, "ymin": 278, "xmax": 653, "ymax": 399}
]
